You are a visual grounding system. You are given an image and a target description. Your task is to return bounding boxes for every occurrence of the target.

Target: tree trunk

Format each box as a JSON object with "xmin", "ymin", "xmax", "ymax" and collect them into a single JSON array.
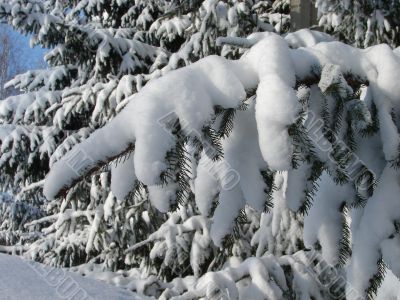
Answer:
[{"xmin": 290, "ymin": 0, "xmax": 318, "ymax": 31}]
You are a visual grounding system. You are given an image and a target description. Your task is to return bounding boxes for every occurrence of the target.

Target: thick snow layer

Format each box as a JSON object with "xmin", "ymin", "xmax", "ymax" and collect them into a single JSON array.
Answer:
[
  {"xmin": 244, "ymin": 35, "xmax": 300, "ymax": 171},
  {"xmin": 111, "ymin": 152, "xmax": 136, "ymax": 201},
  {"xmin": 43, "ymin": 30, "xmax": 335, "ymax": 199},
  {"xmin": 44, "ymin": 29, "xmax": 400, "ymax": 199},
  {"xmin": 44, "ymin": 54, "xmax": 253, "ymax": 199},
  {"xmin": 0, "ymin": 253, "xmax": 143, "ymax": 300}
]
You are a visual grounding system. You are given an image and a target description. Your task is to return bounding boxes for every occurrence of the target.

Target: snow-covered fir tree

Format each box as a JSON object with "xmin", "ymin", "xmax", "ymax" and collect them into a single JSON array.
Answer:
[
  {"xmin": 0, "ymin": 191, "xmax": 43, "ymax": 248},
  {"xmin": 2, "ymin": 0, "xmax": 400, "ymax": 299},
  {"xmin": 42, "ymin": 26, "xmax": 400, "ymax": 300},
  {"xmin": 0, "ymin": 0, "xmax": 317, "ymax": 297},
  {"xmin": 316, "ymin": 0, "xmax": 400, "ymax": 48}
]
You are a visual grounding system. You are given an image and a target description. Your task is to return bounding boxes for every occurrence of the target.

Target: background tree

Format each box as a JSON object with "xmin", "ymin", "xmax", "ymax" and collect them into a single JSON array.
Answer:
[
  {"xmin": 0, "ymin": 24, "xmax": 46, "ymax": 249},
  {"xmin": 0, "ymin": 25, "xmax": 25, "ymax": 98},
  {"xmin": 316, "ymin": 0, "xmax": 400, "ymax": 47}
]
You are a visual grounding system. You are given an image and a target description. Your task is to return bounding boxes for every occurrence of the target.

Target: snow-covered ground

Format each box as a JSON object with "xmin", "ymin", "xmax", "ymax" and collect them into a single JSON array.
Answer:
[
  {"xmin": 0, "ymin": 253, "xmax": 143, "ymax": 300},
  {"xmin": 0, "ymin": 252, "xmax": 400, "ymax": 299}
]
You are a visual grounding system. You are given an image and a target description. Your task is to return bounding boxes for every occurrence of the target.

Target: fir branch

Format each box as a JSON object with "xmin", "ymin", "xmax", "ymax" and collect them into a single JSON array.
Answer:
[
  {"xmin": 288, "ymin": 116, "xmax": 318, "ymax": 164},
  {"xmin": 320, "ymin": 95, "xmax": 333, "ymax": 143},
  {"xmin": 365, "ymin": 258, "xmax": 386, "ymax": 300},
  {"xmin": 345, "ymin": 111, "xmax": 357, "ymax": 152},
  {"xmin": 338, "ymin": 203, "xmax": 351, "ymax": 267},
  {"xmin": 299, "ymin": 160, "xmax": 324, "ymax": 215},
  {"xmin": 218, "ymin": 108, "xmax": 236, "ymax": 139},
  {"xmin": 202, "ymin": 126, "xmax": 223, "ymax": 161},
  {"xmin": 260, "ymin": 169, "xmax": 276, "ymax": 212},
  {"xmin": 360, "ymin": 102, "xmax": 380, "ymax": 137}
]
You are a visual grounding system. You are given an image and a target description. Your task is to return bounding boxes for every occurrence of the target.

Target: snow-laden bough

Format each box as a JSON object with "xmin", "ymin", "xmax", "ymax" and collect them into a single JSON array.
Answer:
[{"xmin": 44, "ymin": 30, "xmax": 400, "ymax": 298}]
